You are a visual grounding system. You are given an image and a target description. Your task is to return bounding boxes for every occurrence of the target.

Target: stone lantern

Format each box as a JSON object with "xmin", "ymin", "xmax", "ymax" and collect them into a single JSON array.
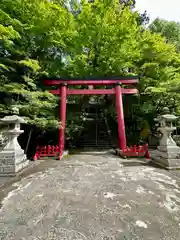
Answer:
[
  {"xmin": 0, "ymin": 115, "xmax": 29, "ymax": 175},
  {"xmin": 151, "ymin": 107, "xmax": 180, "ymax": 169}
]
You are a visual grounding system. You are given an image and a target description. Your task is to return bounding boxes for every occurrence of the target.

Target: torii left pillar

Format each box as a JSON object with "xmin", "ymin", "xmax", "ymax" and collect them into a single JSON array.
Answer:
[{"xmin": 59, "ymin": 83, "xmax": 67, "ymax": 160}]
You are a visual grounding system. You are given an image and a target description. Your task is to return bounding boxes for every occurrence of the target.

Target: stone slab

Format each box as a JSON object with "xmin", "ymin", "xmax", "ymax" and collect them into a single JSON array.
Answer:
[
  {"xmin": 151, "ymin": 149, "xmax": 180, "ymax": 169},
  {"xmin": 0, "ymin": 150, "xmax": 29, "ymax": 175},
  {"xmin": 15, "ymin": 160, "xmax": 29, "ymax": 174},
  {"xmin": 0, "ymin": 165, "xmax": 15, "ymax": 174}
]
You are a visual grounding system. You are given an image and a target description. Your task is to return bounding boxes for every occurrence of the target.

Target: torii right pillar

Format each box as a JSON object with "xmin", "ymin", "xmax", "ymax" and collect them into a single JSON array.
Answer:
[{"xmin": 115, "ymin": 82, "xmax": 127, "ymax": 150}]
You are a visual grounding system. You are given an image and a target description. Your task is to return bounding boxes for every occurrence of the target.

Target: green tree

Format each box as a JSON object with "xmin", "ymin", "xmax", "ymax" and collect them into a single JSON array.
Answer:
[
  {"xmin": 61, "ymin": 0, "xmax": 180, "ymax": 139},
  {"xmin": 147, "ymin": 19, "xmax": 180, "ymax": 117},
  {"xmin": 149, "ymin": 18, "xmax": 180, "ymax": 52},
  {"xmin": 135, "ymin": 28, "xmax": 180, "ymax": 132},
  {"xmin": 64, "ymin": 0, "xmax": 141, "ymax": 78},
  {"xmin": 0, "ymin": 0, "xmax": 74, "ymax": 128},
  {"xmin": 1, "ymin": 0, "xmax": 180, "ymax": 145}
]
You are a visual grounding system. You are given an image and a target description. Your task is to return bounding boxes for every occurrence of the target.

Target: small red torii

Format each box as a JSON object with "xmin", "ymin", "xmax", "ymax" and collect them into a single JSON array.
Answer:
[{"xmin": 43, "ymin": 76, "xmax": 139, "ymax": 159}]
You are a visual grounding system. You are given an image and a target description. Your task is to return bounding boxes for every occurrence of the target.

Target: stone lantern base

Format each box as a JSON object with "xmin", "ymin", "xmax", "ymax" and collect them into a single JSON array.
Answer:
[
  {"xmin": 0, "ymin": 114, "xmax": 30, "ymax": 176},
  {"xmin": 0, "ymin": 148, "xmax": 29, "ymax": 176},
  {"xmin": 151, "ymin": 145, "xmax": 180, "ymax": 170}
]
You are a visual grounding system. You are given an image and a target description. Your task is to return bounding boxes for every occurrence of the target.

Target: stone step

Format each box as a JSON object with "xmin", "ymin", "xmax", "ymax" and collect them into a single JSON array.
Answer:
[
  {"xmin": 76, "ymin": 140, "xmax": 111, "ymax": 144},
  {"xmin": 77, "ymin": 142, "xmax": 110, "ymax": 145},
  {"xmin": 77, "ymin": 142, "xmax": 111, "ymax": 145},
  {"xmin": 76, "ymin": 146, "xmax": 112, "ymax": 150}
]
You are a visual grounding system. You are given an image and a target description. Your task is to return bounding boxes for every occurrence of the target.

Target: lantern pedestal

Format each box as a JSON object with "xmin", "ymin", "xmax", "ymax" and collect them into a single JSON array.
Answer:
[
  {"xmin": 151, "ymin": 108, "xmax": 180, "ymax": 169},
  {"xmin": 0, "ymin": 116, "xmax": 29, "ymax": 176},
  {"xmin": 151, "ymin": 146, "xmax": 180, "ymax": 170}
]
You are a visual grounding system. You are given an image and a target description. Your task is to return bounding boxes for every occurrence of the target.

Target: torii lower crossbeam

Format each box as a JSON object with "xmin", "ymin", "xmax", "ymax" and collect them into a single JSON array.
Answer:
[
  {"xmin": 50, "ymin": 88, "xmax": 137, "ymax": 95},
  {"xmin": 43, "ymin": 77, "xmax": 139, "ymax": 159}
]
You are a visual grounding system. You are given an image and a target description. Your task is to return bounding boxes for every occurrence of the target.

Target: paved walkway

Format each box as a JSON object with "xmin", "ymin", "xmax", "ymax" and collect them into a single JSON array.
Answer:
[{"xmin": 1, "ymin": 152, "xmax": 180, "ymax": 239}]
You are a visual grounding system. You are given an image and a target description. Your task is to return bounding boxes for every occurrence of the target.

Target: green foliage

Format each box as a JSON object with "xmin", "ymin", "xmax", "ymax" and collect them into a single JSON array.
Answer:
[
  {"xmin": 64, "ymin": 0, "xmax": 141, "ymax": 78},
  {"xmin": 0, "ymin": 0, "xmax": 73, "ymax": 129},
  {"xmin": 146, "ymin": 18, "xmax": 180, "ymax": 120},
  {"xmin": 1, "ymin": 0, "xmax": 180, "ymax": 141},
  {"xmin": 149, "ymin": 18, "xmax": 180, "ymax": 52}
]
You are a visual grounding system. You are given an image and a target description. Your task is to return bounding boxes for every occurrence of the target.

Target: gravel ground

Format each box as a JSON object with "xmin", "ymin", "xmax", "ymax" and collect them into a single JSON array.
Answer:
[{"xmin": 0, "ymin": 152, "xmax": 180, "ymax": 240}]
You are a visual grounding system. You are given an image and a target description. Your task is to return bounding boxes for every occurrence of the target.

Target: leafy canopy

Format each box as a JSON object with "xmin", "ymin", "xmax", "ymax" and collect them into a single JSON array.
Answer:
[{"xmin": 1, "ymin": 0, "xmax": 180, "ymax": 136}]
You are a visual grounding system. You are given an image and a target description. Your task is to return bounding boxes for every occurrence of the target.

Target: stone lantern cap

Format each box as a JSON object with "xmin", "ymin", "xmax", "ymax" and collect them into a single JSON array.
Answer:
[
  {"xmin": 161, "ymin": 114, "xmax": 178, "ymax": 122},
  {"xmin": 0, "ymin": 115, "xmax": 26, "ymax": 125},
  {"xmin": 154, "ymin": 107, "xmax": 178, "ymax": 123}
]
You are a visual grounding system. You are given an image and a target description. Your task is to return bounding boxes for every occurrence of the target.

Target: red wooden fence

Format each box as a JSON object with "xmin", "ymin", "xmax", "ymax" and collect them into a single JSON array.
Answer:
[
  {"xmin": 33, "ymin": 144, "xmax": 150, "ymax": 160},
  {"xmin": 33, "ymin": 145, "xmax": 60, "ymax": 160},
  {"xmin": 120, "ymin": 144, "xmax": 150, "ymax": 159}
]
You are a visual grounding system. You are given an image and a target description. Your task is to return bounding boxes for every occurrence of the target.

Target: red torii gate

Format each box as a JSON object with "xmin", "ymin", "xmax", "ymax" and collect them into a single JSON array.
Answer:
[{"xmin": 43, "ymin": 77, "xmax": 139, "ymax": 159}]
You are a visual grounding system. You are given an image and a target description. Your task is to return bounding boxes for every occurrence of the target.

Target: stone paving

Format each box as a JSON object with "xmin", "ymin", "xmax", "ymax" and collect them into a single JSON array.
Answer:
[{"xmin": 0, "ymin": 152, "xmax": 180, "ymax": 239}]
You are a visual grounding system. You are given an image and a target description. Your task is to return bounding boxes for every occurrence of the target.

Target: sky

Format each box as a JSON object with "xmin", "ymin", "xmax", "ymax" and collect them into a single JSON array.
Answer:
[{"xmin": 135, "ymin": 0, "xmax": 180, "ymax": 23}]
